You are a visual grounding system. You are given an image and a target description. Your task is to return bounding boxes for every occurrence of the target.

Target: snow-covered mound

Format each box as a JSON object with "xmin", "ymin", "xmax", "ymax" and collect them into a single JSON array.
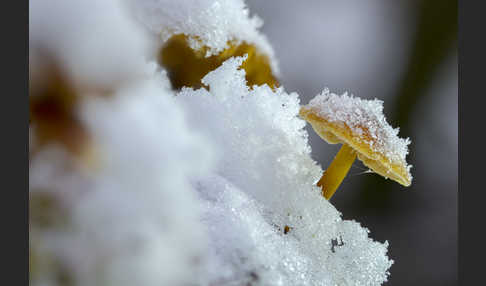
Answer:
[{"xmin": 179, "ymin": 56, "xmax": 393, "ymax": 285}]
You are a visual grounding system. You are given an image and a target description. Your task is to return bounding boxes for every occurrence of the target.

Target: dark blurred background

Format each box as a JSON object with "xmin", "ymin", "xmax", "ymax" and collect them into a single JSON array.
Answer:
[{"xmin": 246, "ymin": 0, "xmax": 457, "ymax": 285}]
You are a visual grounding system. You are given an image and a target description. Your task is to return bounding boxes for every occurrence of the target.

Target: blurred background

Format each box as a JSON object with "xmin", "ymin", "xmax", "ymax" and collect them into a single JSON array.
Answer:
[{"xmin": 246, "ymin": 0, "xmax": 457, "ymax": 285}]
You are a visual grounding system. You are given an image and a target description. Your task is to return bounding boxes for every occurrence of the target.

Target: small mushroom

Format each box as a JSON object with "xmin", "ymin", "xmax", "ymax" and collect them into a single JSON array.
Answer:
[{"xmin": 299, "ymin": 89, "xmax": 412, "ymax": 200}]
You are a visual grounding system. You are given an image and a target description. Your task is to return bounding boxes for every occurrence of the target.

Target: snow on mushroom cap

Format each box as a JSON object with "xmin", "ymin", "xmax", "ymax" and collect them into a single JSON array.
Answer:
[
  {"xmin": 129, "ymin": 0, "xmax": 279, "ymax": 74},
  {"xmin": 301, "ymin": 88, "xmax": 412, "ymax": 185}
]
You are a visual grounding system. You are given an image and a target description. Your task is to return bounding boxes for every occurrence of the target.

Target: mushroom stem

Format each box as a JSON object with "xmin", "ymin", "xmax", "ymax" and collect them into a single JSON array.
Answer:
[{"xmin": 317, "ymin": 144, "xmax": 357, "ymax": 200}]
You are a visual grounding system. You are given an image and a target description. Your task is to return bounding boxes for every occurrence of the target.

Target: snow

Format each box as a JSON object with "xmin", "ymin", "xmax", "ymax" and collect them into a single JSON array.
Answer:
[
  {"xmin": 30, "ymin": 0, "xmax": 395, "ymax": 285},
  {"xmin": 305, "ymin": 89, "xmax": 411, "ymax": 166},
  {"xmin": 178, "ymin": 56, "xmax": 393, "ymax": 285},
  {"xmin": 29, "ymin": 0, "xmax": 153, "ymax": 92},
  {"xmin": 29, "ymin": 73, "xmax": 215, "ymax": 286}
]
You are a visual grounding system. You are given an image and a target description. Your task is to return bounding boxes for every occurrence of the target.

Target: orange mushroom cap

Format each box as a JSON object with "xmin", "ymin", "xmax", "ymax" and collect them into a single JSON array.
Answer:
[{"xmin": 300, "ymin": 89, "xmax": 412, "ymax": 187}]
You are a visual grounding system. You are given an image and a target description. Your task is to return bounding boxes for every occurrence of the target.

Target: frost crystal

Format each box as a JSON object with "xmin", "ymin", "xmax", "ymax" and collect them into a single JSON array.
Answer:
[{"xmin": 306, "ymin": 89, "xmax": 411, "ymax": 167}]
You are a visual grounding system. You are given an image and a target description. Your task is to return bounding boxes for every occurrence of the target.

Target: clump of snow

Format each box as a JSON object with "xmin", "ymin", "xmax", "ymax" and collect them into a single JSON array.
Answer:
[
  {"xmin": 306, "ymin": 89, "xmax": 411, "ymax": 166},
  {"xmin": 29, "ymin": 73, "xmax": 215, "ymax": 286},
  {"xmin": 128, "ymin": 0, "xmax": 279, "ymax": 73},
  {"xmin": 29, "ymin": 0, "xmax": 154, "ymax": 91},
  {"xmin": 30, "ymin": 54, "xmax": 394, "ymax": 286},
  {"xmin": 178, "ymin": 56, "xmax": 393, "ymax": 285}
]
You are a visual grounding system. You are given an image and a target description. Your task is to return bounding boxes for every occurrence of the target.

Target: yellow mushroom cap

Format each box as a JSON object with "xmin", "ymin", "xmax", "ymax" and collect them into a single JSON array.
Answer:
[{"xmin": 299, "ymin": 89, "xmax": 412, "ymax": 187}]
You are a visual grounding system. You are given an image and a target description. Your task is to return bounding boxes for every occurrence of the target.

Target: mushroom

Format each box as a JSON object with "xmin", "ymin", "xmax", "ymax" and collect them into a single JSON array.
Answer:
[
  {"xmin": 159, "ymin": 34, "xmax": 279, "ymax": 90},
  {"xmin": 299, "ymin": 89, "xmax": 412, "ymax": 200}
]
